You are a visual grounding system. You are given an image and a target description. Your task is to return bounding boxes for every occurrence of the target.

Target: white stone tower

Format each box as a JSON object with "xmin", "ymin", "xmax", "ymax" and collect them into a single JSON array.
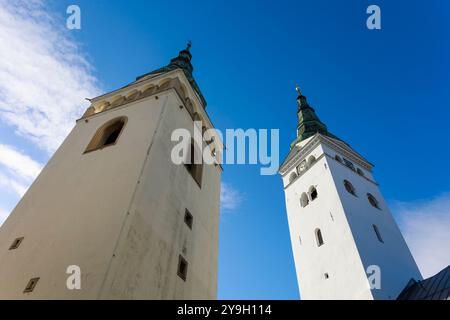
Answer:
[
  {"xmin": 0, "ymin": 45, "xmax": 223, "ymax": 299},
  {"xmin": 279, "ymin": 87, "xmax": 422, "ymax": 300}
]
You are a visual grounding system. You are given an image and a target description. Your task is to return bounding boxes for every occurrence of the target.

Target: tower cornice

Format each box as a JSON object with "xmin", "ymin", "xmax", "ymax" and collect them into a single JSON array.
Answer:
[
  {"xmin": 279, "ymin": 133, "xmax": 373, "ymax": 175},
  {"xmin": 79, "ymin": 68, "xmax": 223, "ymax": 154}
]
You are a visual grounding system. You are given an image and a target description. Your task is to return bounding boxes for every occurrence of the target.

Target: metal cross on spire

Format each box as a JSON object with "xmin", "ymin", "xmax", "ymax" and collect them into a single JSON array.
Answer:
[{"xmin": 295, "ymin": 84, "xmax": 302, "ymax": 96}]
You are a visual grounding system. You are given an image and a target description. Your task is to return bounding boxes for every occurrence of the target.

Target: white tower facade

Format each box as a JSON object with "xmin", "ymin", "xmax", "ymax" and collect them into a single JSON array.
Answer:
[
  {"xmin": 0, "ymin": 46, "xmax": 222, "ymax": 299},
  {"xmin": 279, "ymin": 90, "xmax": 422, "ymax": 300}
]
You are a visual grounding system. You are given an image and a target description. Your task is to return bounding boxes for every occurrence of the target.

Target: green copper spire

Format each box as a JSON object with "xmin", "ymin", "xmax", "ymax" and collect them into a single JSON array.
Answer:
[
  {"xmin": 136, "ymin": 42, "xmax": 207, "ymax": 108},
  {"xmin": 290, "ymin": 85, "xmax": 337, "ymax": 147}
]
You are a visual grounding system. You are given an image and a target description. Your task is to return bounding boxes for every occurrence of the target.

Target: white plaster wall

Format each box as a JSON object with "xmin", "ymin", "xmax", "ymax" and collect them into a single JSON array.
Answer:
[
  {"xmin": 99, "ymin": 90, "xmax": 221, "ymax": 299},
  {"xmin": 327, "ymin": 154, "xmax": 422, "ymax": 299},
  {"xmin": 0, "ymin": 83, "xmax": 221, "ymax": 299},
  {"xmin": 284, "ymin": 144, "xmax": 373, "ymax": 300},
  {"xmin": 283, "ymin": 139, "xmax": 422, "ymax": 300},
  {"xmin": 321, "ymin": 144, "xmax": 375, "ymax": 182}
]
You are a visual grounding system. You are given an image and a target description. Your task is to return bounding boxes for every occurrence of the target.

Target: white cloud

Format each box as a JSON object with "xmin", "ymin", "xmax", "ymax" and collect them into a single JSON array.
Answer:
[
  {"xmin": 0, "ymin": 207, "xmax": 10, "ymax": 226},
  {"xmin": 0, "ymin": 144, "xmax": 42, "ymax": 197},
  {"xmin": 0, "ymin": 171, "xmax": 28, "ymax": 197},
  {"xmin": 0, "ymin": 144, "xmax": 42, "ymax": 181},
  {"xmin": 394, "ymin": 193, "xmax": 450, "ymax": 278},
  {"xmin": 220, "ymin": 182, "xmax": 243, "ymax": 211},
  {"xmin": 0, "ymin": 0, "xmax": 102, "ymax": 154},
  {"xmin": 0, "ymin": 1, "xmax": 100, "ymax": 215}
]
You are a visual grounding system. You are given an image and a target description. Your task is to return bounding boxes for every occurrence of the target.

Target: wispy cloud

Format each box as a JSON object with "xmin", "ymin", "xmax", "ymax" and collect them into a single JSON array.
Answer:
[
  {"xmin": 0, "ymin": 0, "xmax": 101, "ymax": 154},
  {"xmin": 394, "ymin": 193, "xmax": 450, "ymax": 278},
  {"xmin": 0, "ymin": 144, "xmax": 42, "ymax": 181},
  {"xmin": 0, "ymin": 207, "xmax": 10, "ymax": 226},
  {"xmin": 0, "ymin": 1, "xmax": 101, "ymax": 220},
  {"xmin": 0, "ymin": 171, "xmax": 28, "ymax": 197},
  {"xmin": 0, "ymin": 144, "xmax": 42, "ymax": 197},
  {"xmin": 220, "ymin": 182, "xmax": 243, "ymax": 212}
]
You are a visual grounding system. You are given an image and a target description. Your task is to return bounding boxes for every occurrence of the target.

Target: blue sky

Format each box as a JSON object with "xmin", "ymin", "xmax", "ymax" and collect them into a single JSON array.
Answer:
[{"xmin": 0, "ymin": 0, "xmax": 449, "ymax": 299}]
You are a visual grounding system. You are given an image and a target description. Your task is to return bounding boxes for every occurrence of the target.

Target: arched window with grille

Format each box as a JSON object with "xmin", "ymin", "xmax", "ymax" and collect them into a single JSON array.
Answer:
[
  {"xmin": 84, "ymin": 117, "xmax": 127, "ymax": 153},
  {"xmin": 367, "ymin": 193, "xmax": 381, "ymax": 209},
  {"xmin": 308, "ymin": 155, "xmax": 317, "ymax": 167},
  {"xmin": 289, "ymin": 172, "xmax": 298, "ymax": 183},
  {"xmin": 300, "ymin": 193, "xmax": 309, "ymax": 208},
  {"xmin": 343, "ymin": 180, "xmax": 357, "ymax": 196}
]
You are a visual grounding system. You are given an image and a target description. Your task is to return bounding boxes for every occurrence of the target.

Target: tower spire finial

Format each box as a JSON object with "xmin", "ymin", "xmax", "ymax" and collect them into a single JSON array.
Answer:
[
  {"xmin": 186, "ymin": 40, "xmax": 192, "ymax": 51},
  {"xmin": 295, "ymin": 83, "xmax": 302, "ymax": 97}
]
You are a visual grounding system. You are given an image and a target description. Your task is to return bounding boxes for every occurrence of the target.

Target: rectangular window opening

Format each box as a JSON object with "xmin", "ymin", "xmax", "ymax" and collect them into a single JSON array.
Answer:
[
  {"xmin": 9, "ymin": 237, "xmax": 24, "ymax": 250},
  {"xmin": 23, "ymin": 277, "xmax": 40, "ymax": 293},
  {"xmin": 177, "ymin": 255, "xmax": 188, "ymax": 281},
  {"xmin": 184, "ymin": 209, "xmax": 193, "ymax": 229},
  {"xmin": 184, "ymin": 140, "xmax": 203, "ymax": 187}
]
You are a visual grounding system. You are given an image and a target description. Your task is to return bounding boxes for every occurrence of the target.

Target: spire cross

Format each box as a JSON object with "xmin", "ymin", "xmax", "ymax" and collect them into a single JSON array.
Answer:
[
  {"xmin": 186, "ymin": 40, "xmax": 192, "ymax": 51},
  {"xmin": 295, "ymin": 84, "xmax": 302, "ymax": 96}
]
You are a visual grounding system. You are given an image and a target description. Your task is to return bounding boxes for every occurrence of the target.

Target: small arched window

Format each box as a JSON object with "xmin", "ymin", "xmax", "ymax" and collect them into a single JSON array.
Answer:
[
  {"xmin": 308, "ymin": 156, "xmax": 317, "ymax": 167},
  {"xmin": 85, "ymin": 117, "xmax": 127, "ymax": 153},
  {"xmin": 289, "ymin": 172, "xmax": 298, "ymax": 183},
  {"xmin": 373, "ymin": 224, "xmax": 384, "ymax": 243},
  {"xmin": 309, "ymin": 186, "xmax": 318, "ymax": 201},
  {"xmin": 367, "ymin": 193, "xmax": 380, "ymax": 209},
  {"xmin": 344, "ymin": 180, "xmax": 357, "ymax": 196},
  {"xmin": 343, "ymin": 158, "xmax": 356, "ymax": 171},
  {"xmin": 300, "ymin": 193, "xmax": 309, "ymax": 208},
  {"xmin": 315, "ymin": 228, "xmax": 324, "ymax": 247},
  {"xmin": 356, "ymin": 168, "xmax": 365, "ymax": 176},
  {"xmin": 335, "ymin": 155, "xmax": 343, "ymax": 163}
]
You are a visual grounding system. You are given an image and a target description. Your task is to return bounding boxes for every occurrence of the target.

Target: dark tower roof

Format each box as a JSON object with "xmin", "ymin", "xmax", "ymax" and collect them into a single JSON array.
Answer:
[
  {"xmin": 136, "ymin": 42, "xmax": 207, "ymax": 108},
  {"xmin": 397, "ymin": 265, "xmax": 450, "ymax": 300},
  {"xmin": 290, "ymin": 86, "xmax": 340, "ymax": 148}
]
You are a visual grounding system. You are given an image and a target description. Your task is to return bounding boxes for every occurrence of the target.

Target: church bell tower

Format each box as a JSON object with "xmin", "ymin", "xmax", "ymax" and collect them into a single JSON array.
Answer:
[
  {"xmin": 0, "ymin": 44, "xmax": 222, "ymax": 299},
  {"xmin": 279, "ymin": 87, "xmax": 422, "ymax": 300}
]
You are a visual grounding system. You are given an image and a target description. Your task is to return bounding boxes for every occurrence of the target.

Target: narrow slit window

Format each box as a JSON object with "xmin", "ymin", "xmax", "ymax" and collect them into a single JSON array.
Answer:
[
  {"xmin": 9, "ymin": 237, "xmax": 24, "ymax": 250},
  {"xmin": 23, "ymin": 277, "xmax": 39, "ymax": 293},
  {"xmin": 373, "ymin": 224, "xmax": 384, "ymax": 243},
  {"xmin": 177, "ymin": 255, "xmax": 188, "ymax": 281},
  {"xmin": 184, "ymin": 209, "xmax": 193, "ymax": 229},
  {"xmin": 310, "ymin": 187, "xmax": 318, "ymax": 201},
  {"xmin": 185, "ymin": 139, "xmax": 203, "ymax": 187},
  {"xmin": 315, "ymin": 228, "xmax": 324, "ymax": 247}
]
